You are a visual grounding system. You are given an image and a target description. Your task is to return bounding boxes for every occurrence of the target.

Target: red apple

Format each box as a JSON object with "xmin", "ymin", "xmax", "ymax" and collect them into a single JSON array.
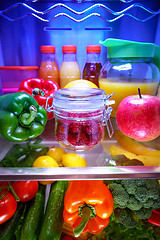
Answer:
[{"xmin": 116, "ymin": 92, "xmax": 160, "ymax": 141}]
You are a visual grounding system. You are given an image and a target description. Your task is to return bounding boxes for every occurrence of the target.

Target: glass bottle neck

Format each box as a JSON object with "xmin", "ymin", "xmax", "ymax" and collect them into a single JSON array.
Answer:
[
  {"xmin": 63, "ymin": 53, "xmax": 77, "ymax": 62},
  {"xmin": 41, "ymin": 53, "xmax": 56, "ymax": 62},
  {"xmin": 86, "ymin": 53, "xmax": 100, "ymax": 63}
]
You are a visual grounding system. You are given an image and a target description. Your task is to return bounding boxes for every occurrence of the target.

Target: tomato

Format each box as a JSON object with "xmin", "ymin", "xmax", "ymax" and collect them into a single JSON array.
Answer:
[
  {"xmin": 0, "ymin": 181, "xmax": 10, "ymax": 187},
  {"xmin": 12, "ymin": 181, "xmax": 39, "ymax": 202},
  {"xmin": 0, "ymin": 190, "xmax": 17, "ymax": 224}
]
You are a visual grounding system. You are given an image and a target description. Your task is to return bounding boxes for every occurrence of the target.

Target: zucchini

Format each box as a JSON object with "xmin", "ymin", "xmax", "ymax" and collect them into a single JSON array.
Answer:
[
  {"xmin": 38, "ymin": 181, "xmax": 68, "ymax": 240},
  {"xmin": 0, "ymin": 202, "xmax": 26, "ymax": 240},
  {"xmin": 19, "ymin": 184, "xmax": 46, "ymax": 240}
]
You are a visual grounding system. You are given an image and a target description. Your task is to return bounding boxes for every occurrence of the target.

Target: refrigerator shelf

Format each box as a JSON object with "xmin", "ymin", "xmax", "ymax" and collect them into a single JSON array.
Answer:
[
  {"xmin": 0, "ymin": 2, "xmax": 160, "ymax": 23},
  {"xmin": 0, "ymin": 165, "xmax": 160, "ymax": 181},
  {"xmin": 0, "ymin": 125, "xmax": 160, "ymax": 181},
  {"xmin": 25, "ymin": 0, "xmax": 134, "ymax": 2}
]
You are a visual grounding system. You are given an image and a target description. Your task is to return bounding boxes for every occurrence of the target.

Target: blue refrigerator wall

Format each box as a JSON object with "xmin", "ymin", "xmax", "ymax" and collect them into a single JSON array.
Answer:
[{"xmin": 0, "ymin": 0, "xmax": 160, "ymax": 72}]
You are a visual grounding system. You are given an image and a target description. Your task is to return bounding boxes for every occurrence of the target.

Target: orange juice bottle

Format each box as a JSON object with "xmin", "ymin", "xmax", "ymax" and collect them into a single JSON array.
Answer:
[
  {"xmin": 39, "ymin": 45, "xmax": 59, "ymax": 86},
  {"xmin": 60, "ymin": 45, "xmax": 81, "ymax": 88}
]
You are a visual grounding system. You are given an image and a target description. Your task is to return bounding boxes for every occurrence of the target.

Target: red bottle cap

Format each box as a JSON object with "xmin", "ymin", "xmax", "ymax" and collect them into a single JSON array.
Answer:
[
  {"xmin": 87, "ymin": 45, "xmax": 101, "ymax": 53},
  {"xmin": 62, "ymin": 45, "xmax": 77, "ymax": 53},
  {"xmin": 41, "ymin": 46, "xmax": 55, "ymax": 53}
]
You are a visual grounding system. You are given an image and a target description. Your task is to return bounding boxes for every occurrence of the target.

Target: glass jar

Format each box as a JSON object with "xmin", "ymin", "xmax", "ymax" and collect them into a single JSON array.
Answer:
[
  {"xmin": 47, "ymin": 88, "xmax": 114, "ymax": 151},
  {"xmin": 99, "ymin": 38, "xmax": 160, "ymax": 117}
]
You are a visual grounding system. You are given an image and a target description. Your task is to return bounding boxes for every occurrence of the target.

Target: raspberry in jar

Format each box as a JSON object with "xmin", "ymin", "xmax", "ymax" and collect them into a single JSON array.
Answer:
[{"xmin": 46, "ymin": 88, "xmax": 114, "ymax": 151}]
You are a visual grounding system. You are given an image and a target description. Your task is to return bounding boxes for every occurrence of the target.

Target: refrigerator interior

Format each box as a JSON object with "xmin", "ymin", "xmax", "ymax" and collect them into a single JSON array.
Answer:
[
  {"xmin": 0, "ymin": 0, "xmax": 160, "ymax": 180},
  {"xmin": 0, "ymin": 1, "xmax": 160, "ymax": 239},
  {"xmin": 0, "ymin": 0, "xmax": 160, "ymax": 70}
]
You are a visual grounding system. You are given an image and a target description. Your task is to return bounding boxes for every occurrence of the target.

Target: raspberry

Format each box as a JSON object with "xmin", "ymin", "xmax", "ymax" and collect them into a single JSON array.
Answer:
[
  {"xmin": 85, "ymin": 121, "xmax": 100, "ymax": 135},
  {"xmin": 69, "ymin": 122, "xmax": 80, "ymax": 133},
  {"xmin": 55, "ymin": 111, "xmax": 104, "ymax": 150},
  {"xmin": 68, "ymin": 132, "xmax": 80, "ymax": 145}
]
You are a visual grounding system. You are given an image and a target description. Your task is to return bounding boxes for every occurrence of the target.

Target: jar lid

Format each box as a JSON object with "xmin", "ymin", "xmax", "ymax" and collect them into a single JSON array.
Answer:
[
  {"xmin": 53, "ymin": 88, "xmax": 106, "ymax": 110},
  {"xmin": 87, "ymin": 45, "xmax": 101, "ymax": 53},
  {"xmin": 62, "ymin": 45, "xmax": 77, "ymax": 53},
  {"xmin": 41, "ymin": 45, "xmax": 55, "ymax": 53},
  {"xmin": 99, "ymin": 38, "xmax": 155, "ymax": 58}
]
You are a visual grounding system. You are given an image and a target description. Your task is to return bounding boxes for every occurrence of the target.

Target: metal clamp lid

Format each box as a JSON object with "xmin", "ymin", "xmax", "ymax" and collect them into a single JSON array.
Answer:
[{"xmin": 101, "ymin": 92, "xmax": 115, "ymax": 138}]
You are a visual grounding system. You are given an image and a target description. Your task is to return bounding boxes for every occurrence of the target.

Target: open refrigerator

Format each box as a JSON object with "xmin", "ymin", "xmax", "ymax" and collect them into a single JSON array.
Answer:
[{"xmin": 0, "ymin": 0, "xmax": 160, "ymax": 239}]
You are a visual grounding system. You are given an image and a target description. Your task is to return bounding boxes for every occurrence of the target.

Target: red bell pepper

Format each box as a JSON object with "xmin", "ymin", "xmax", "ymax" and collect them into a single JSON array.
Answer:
[
  {"xmin": 148, "ymin": 209, "xmax": 160, "ymax": 227},
  {"xmin": 18, "ymin": 78, "xmax": 59, "ymax": 120},
  {"xmin": 63, "ymin": 180, "xmax": 113, "ymax": 237},
  {"xmin": 61, "ymin": 236, "xmax": 74, "ymax": 240}
]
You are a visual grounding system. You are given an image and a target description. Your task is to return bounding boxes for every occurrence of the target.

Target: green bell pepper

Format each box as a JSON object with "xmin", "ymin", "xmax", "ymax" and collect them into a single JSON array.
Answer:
[{"xmin": 0, "ymin": 92, "xmax": 47, "ymax": 142}]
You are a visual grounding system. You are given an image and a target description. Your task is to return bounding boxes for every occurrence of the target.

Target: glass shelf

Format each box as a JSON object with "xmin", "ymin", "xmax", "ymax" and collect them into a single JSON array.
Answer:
[
  {"xmin": 0, "ymin": 166, "xmax": 160, "ymax": 181},
  {"xmin": 0, "ymin": 1, "xmax": 159, "ymax": 23},
  {"xmin": 0, "ymin": 119, "xmax": 160, "ymax": 180}
]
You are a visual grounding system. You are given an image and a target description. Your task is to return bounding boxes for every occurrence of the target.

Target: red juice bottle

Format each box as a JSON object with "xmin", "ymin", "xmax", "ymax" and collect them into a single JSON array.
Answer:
[{"xmin": 82, "ymin": 45, "xmax": 102, "ymax": 87}]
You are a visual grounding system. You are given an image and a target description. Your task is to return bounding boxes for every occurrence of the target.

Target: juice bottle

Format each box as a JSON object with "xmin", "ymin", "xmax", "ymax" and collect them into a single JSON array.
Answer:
[
  {"xmin": 60, "ymin": 45, "xmax": 81, "ymax": 88},
  {"xmin": 39, "ymin": 45, "xmax": 59, "ymax": 86},
  {"xmin": 83, "ymin": 45, "xmax": 102, "ymax": 87}
]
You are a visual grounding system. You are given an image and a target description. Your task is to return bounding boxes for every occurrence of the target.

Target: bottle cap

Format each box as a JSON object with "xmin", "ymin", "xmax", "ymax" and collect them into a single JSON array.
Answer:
[
  {"xmin": 87, "ymin": 45, "xmax": 101, "ymax": 53},
  {"xmin": 41, "ymin": 46, "xmax": 55, "ymax": 53},
  {"xmin": 62, "ymin": 45, "xmax": 77, "ymax": 53}
]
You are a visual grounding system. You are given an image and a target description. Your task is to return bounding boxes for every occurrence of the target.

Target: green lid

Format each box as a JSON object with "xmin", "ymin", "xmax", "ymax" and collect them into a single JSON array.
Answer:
[
  {"xmin": 99, "ymin": 38, "xmax": 155, "ymax": 58},
  {"xmin": 153, "ymin": 45, "xmax": 160, "ymax": 70}
]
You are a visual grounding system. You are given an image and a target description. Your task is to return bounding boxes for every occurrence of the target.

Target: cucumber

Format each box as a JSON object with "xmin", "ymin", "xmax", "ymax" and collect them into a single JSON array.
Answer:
[
  {"xmin": 0, "ymin": 144, "xmax": 30, "ymax": 167},
  {"xmin": 0, "ymin": 143, "xmax": 49, "ymax": 168},
  {"xmin": 16, "ymin": 145, "xmax": 49, "ymax": 167},
  {"xmin": 38, "ymin": 181, "xmax": 68, "ymax": 240},
  {"xmin": 14, "ymin": 203, "xmax": 30, "ymax": 240},
  {"xmin": 19, "ymin": 184, "xmax": 46, "ymax": 240},
  {"xmin": 0, "ymin": 202, "xmax": 26, "ymax": 240}
]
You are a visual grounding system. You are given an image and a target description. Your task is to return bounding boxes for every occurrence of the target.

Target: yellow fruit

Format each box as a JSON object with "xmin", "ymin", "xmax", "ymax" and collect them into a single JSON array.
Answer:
[
  {"xmin": 47, "ymin": 147, "xmax": 66, "ymax": 166},
  {"xmin": 32, "ymin": 155, "xmax": 59, "ymax": 185},
  {"xmin": 62, "ymin": 153, "xmax": 87, "ymax": 167},
  {"xmin": 115, "ymin": 130, "xmax": 160, "ymax": 157},
  {"xmin": 110, "ymin": 144, "xmax": 160, "ymax": 166},
  {"xmin": 64, "ymin": 79, "xmax": 98, "ymax": 89}
]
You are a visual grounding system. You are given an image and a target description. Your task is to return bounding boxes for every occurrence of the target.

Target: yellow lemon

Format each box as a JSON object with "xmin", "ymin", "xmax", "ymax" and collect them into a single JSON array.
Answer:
[
  {"xmin": 47, "ymin": 147, "xmax": 66, "ymax": 166},
  {"xmin": 64, "ymin": 79, "xmax": 98, "ymax": 89},
  {"xmin": 62, "ymin": 153, "xmax": 87, "ymax": 167},
  {"xmin": 32, "ymin": 155, "xmax": 59, "ymax": 185}
]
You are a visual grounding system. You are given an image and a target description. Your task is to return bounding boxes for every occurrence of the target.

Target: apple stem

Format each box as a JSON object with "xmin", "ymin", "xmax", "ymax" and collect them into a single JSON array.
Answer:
[{"xmin": 138, "ymin": 88, "xmax": 142, "ymax": 98}]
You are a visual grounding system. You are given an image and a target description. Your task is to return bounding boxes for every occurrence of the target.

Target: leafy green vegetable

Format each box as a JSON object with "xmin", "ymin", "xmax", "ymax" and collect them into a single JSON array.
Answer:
[
  {"xmin": 105, "ymin": 218, "xmax": 160, "ymax": 240},
  {"xmin": 107, "ymin": 179, "xmax": 160, "ymax": 228}
]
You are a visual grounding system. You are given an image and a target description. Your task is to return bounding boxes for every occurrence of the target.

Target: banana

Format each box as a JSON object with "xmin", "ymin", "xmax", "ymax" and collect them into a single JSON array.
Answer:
[
  {"xmin": 115, "ymin": 130, "xmax": 160, "ymax": 157},
  {"xmin": 110, "ymin": 144, "xmax": 160, "ymax": 166}
]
